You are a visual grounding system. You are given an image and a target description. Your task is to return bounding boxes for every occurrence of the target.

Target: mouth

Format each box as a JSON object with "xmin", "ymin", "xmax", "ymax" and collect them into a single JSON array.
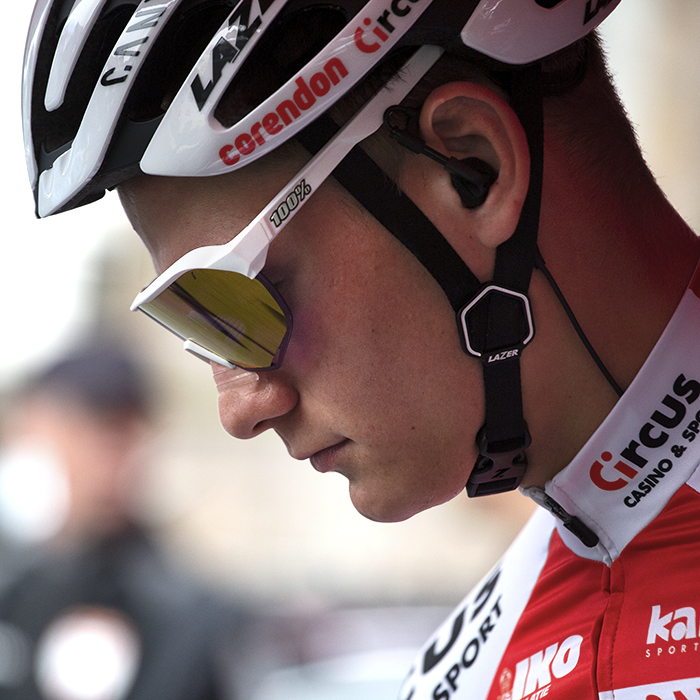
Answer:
[{"xmin": 309, "ymin": 440, "xmax": 350, "ymax": 474}]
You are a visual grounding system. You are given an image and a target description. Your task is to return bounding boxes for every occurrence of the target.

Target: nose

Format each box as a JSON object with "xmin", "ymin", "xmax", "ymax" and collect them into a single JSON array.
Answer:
[{"xmin": 212, "ymin": 364, "xmax": 298, "ymax": 439}]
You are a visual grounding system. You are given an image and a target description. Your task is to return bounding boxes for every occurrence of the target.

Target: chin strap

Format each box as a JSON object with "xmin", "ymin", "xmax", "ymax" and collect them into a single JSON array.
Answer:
[
  {"xmin": 462, "ymin": 64, "xmax": 544, "ymax": 496},
  {"xmin": 297, "ymin": 65, "xmax": 542, "ymax": 496}
]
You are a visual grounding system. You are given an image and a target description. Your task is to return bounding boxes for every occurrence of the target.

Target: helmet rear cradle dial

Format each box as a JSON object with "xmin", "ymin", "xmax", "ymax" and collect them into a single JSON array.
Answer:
[{"xmin": 23, "ymin": 0, "xmax": 622, "ymax": 532}]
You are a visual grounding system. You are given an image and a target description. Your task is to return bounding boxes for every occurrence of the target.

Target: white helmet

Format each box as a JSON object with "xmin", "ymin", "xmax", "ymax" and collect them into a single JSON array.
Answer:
[{"xmin": 23, "ymin": 0, "xmax": 621, "ymax": 218}]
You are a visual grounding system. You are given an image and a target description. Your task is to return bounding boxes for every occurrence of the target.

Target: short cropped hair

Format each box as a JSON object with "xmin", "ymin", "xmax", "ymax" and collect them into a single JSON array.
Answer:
[{"xmin": 329, "ymin": 33, "xmax": 656, "ymax": 203}]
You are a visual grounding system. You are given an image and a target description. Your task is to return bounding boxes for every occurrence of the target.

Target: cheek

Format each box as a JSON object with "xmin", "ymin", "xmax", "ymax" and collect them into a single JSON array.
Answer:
[
  {"xmin": 287, "ymin": 240, "xmax": 483, "ymax": 413},
  {"xmin": 287, "ymin": 286, "xmax": 398, "ymax": 403}
]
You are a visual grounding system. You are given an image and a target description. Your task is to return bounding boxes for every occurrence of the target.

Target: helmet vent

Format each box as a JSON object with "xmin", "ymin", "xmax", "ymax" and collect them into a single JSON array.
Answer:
[{"xmin": 214, "ymin": 6, "xmax": 346, "ymax": 128}]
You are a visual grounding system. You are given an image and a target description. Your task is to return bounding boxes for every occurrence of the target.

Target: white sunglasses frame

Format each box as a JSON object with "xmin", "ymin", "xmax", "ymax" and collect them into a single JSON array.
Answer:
[{"xmin": 130, "ymin": 45, "xmax": 443, "ymax": 365}]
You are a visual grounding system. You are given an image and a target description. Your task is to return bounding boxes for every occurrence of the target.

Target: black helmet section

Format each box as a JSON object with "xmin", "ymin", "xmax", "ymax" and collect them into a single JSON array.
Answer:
[
  {"xmin": 31, "ymin": 0, "xmax": 247, "ymax": 211},
  {"xmin": 28, "ymin": 0, "xmax": 244, "ymax": 214}
]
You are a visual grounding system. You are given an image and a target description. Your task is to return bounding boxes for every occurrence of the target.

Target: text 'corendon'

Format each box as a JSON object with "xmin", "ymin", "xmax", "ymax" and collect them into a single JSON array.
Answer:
[{"xmin": 219, "ymin": 58, "xmax": 348, "ymax": 167}]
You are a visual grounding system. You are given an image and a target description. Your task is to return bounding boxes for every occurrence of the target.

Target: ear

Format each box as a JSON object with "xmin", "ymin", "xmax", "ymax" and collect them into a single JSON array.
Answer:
[{"xmin": 400, "ymin": 82, "xmax": 530, "ymax": 279}]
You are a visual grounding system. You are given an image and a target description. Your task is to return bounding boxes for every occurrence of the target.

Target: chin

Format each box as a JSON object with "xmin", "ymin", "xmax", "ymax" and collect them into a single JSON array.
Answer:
[{"xmin": 348, "ymin": 482, "xmax": 447, "ymax": 523}]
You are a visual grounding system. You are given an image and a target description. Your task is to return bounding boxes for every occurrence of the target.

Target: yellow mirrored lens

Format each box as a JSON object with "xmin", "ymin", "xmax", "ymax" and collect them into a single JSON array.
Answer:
[{"xmin": 140, "ymin": 269, "xmax": 288, "ymax": 369}]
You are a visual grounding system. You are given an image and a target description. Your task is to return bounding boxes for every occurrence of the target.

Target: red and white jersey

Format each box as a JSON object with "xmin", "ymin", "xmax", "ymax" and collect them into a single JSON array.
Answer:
[{"xmin": 401, "ymin": 265, "xmax": 700, "ymax": 700}]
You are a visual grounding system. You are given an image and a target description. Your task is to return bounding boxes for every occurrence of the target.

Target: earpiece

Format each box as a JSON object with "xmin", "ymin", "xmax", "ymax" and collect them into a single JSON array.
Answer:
[
  {"xmin": 384, "ymin": 106, "xmax": 497, "ymax": 209},
  {"xmin": 446, "ymin": 157, "xmax": 497, "ymax": 209}
]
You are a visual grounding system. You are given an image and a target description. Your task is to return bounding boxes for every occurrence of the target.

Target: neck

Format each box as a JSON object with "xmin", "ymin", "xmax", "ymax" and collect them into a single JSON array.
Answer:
[{"xmin": 521, "ymin": 148, "xmax": 700, "ymax": 487}]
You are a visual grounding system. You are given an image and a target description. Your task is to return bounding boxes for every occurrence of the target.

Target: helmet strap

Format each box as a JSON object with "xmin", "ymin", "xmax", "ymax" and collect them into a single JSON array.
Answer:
[
  {"xmin": 463, "ymin": 63, "xmax": 544, "ymax": 496},
  {"xmin": 297, "ymin": 64, "xmax": 544, "ymax": 498}
]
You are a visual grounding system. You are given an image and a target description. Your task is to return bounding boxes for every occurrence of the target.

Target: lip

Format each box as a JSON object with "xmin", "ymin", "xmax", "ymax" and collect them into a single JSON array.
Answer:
[{"xmin": 309, "ymin": 440, "xmax": 350, "ymax": 473}]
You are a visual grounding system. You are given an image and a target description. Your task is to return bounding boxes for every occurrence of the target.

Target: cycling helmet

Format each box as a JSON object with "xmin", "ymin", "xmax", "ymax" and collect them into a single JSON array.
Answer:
[
  {"xmin": 22, "ymin": 0, "xmax": 622, "ymax": 538},
  {"xmin": 23, "ymin": 0, "xmax": 621, "ymax": 217}
]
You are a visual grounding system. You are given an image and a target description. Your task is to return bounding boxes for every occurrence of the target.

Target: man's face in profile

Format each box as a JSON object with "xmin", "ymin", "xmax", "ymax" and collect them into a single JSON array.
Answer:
[{"xmin": 119, "ymin": 158, "xmax": 485, "ymax": 523}]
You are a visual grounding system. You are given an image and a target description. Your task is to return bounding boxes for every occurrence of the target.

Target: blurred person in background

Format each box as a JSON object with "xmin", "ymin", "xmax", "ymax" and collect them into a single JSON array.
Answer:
[
  {"xmin": 20, "ymin": 0, "xmax": 700, "ymax": 698},
  {"xmin": 0, "ymin": 344, "xmax": 249, "ymax": 700}
]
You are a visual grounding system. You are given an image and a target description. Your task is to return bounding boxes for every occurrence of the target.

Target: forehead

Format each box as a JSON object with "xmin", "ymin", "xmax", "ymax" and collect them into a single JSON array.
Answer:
[{"xmin": 119, "ymin": 144, "xmax": 309, "ymax": 272}]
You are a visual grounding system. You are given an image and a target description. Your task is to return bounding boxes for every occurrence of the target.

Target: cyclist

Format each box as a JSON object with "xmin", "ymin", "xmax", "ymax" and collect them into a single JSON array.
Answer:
[{"xmin": 23, "ymin": 1, "xmax": 700, "ymax": 696}]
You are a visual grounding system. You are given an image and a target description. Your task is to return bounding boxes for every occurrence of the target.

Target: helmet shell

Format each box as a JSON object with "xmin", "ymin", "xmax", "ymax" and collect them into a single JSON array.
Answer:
[{"xmin": 23, "ymin": 0, "xmax": 621, "ymax": 217}]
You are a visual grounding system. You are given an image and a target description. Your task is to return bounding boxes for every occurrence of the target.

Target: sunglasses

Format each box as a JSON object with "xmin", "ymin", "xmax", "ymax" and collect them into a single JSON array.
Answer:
[{"xmin": 130, "ymin": 46, "xmax": 442, "ymax": 370}]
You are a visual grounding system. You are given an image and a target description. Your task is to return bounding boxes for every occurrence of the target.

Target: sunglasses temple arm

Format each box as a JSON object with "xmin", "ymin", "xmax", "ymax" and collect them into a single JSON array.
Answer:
[{"xmin": 246, "ymin": 45, "xmax": 446, "ymax": 265}]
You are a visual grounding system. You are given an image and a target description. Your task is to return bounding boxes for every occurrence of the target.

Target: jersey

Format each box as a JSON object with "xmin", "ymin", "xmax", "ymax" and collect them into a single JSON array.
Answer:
[{"xmin": 400, "ymin": 262, "xmax": 700, "ymax": 700}]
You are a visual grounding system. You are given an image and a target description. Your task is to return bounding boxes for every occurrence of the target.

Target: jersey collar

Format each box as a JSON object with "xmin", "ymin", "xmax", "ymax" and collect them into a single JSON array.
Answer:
[{"xmin": 534, "ymin": 261, "xmax": 700, "ymax": 564}]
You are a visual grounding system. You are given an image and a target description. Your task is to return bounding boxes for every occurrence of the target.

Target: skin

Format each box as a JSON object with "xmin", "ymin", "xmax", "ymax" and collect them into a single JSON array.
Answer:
[
  {"xmin": 119, "ymin": 77, "xmax": 700, "ymax": 523},
  {"xmin": 122, "ymin": 162, "xmax": 485, "ymax": 522}
]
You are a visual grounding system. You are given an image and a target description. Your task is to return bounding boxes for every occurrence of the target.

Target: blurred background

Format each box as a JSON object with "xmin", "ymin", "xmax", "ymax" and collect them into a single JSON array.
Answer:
[{"xmin": 1, "ymin": 1, "xmax": 699, "ymax": 698}]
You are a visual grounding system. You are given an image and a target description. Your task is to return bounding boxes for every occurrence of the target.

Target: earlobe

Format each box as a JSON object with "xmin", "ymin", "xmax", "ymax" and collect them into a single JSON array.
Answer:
[{"xmin": 417, "ymin": 81, "xmax": 531, "ymax": 253}]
